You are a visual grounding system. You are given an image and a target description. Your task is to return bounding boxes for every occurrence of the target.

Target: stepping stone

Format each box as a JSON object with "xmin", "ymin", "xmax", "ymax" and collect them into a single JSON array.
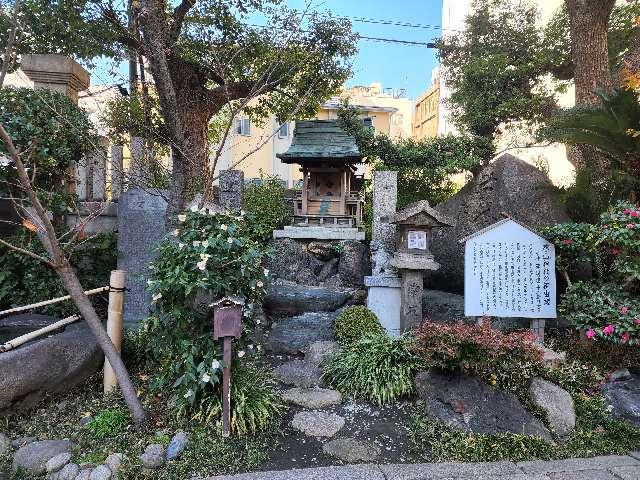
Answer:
[
  {"xmin": 322, "ymin": 438, "xmax": 381, "ymax": 463},
  {"xmin": 291, "ymin": 411, "xmax": 345, "ymax": 437},
  {"xmin": 304, "ymin": 341, "xmax": 341, "ymax": 366},
  {"xmin": 266, "ymin": 311, "xmax": 338, "ymax": 354},
  {"xmin": 12, "ymin": 440, "xmax": 71, "ymax": 475},
  {"xmin": 282, "ymin": 387, "xmax": 342, "ymax": 409},
  {"xmin": 273, "ymin": 360, "xmax": 321, "ymax": 388},
  {"xmin": 264, "ymin": 284, "xmax": 351, "ymax": 316}
]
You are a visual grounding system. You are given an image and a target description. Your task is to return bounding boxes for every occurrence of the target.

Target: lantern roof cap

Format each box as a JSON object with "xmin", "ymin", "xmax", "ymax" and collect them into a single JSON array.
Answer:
[
  {"xmin": 276, "ymin": 120, "xmax": 363, "ymax": 165},
  {"xmin": 384, "ymin": 200, "xmax": 455, "ymax": 227},
  {"xmin": 212, "ymin": 296, "xmax": 245, "ymax": 307}
]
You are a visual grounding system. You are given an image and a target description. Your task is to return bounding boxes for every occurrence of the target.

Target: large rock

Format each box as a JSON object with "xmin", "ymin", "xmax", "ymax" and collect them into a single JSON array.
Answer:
[
  {"xmin": 12, "ymin": 440, "xmax": 71, "ymax": 474},
  {"xmin": 528, "ymin": 377, "xmax": 575, "ymax": 440},
  {"xmin": 603, "ymin": 371, "xmax": 640, "ymax": 427},
  {"xmin": 0, "ymin": 317, "xmax": 103, "ymax": 413},
  {"xmin": 282, "ymin": 387, "xmax": 342, "ymax": 408},
  {"xmin": 265, "ymin": 311, "xmax": 338, "ymax": 354},
  {"xmin": 428, "ymin": 154, "xmax": 569, "ymax": 293},
  {"xmin": 267, "ymin": 239, "xmax": 324, "ymax": 285},
  {"xmin": 336, "ymin": 240, "xmax": 371, "ymax": 287},
  {"xmin": 322, "ymin": 438, "xmax": 380, "ymax": 463},
  {"xmin": 272, "ymin": 360, "xmax": 322, "ymax": 388},
  {"xmin": 304, "ymin": 341, "xmax": 341, "ymax": 366},
  {"xmin": 415, "ymin": 371, "xmax": 552, "ymax": 441},
  {"xmin": 264, "ymin": 283, "xmax": 352, "ymax": 316}
]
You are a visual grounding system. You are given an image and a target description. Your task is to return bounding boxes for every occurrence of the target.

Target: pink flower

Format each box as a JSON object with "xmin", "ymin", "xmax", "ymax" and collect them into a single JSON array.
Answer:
[
  {"xmin": 562, "ymin": 239, "xmax": 573, "ymax": 245},
  {"xmin": 611, "ymin": 247, "xmax": 623, "ymax": 255},
  {"xmin": 585, "ymin": 328, "xmax": 596, "ymax": 339},
  {"xmin": 603, "ymin": 324, "xmax": 615, "ymax": 335},
  {"xmin": 634, "ymin": 318, "xmax": 640, "ymax": 325},
  {"xmin": 622, "ymin": 332, "xmax": 631, "ymax": 343},
  {"xmin": 603, "ymin": 225, "xmax": 609, "ymax": 229},
  {"xmin": 627, "ymin": 223, "xmax": 636, "ymax": 229},
  {"xmin": 624, "ymin": 209, "xmax": 632, "ymax": 214},
  {"xmin": 621, "ymin": 306, "xmax": 629, "ymax": 314},
  {"xmin": 631, "ymin": 211, "xmax": 639, "ymax": 218}
]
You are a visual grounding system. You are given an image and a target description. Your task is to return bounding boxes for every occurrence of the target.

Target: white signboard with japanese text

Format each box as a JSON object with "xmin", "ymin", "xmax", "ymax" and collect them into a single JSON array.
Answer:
[
  {"xmin": 408, "ymin": 230, "xmax": 427, "ymax": 250},
  {"xmin": 464, "ymin": 219, "xmax": 556, "ymax": 318}
]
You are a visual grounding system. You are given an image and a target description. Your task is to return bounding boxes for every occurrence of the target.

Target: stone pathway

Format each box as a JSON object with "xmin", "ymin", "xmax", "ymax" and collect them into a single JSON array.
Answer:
[{"xmin": 201, "ymin": 454, "xmax": 640, "ymax": 480}]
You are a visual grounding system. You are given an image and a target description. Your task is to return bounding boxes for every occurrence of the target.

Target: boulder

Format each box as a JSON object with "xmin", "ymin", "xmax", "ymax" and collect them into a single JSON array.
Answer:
[
  {"xmin": 45, "ymin": 452, "xmax": 72, "ymax": 473},
  {"xmin": 104, "ymin": 453, "xmax": 123, "ymax": 475},
  {"xmin": 267, "ymin": 239, "xmax": 323, "ymax": 285},
  {"xmin": 337, "ymin": 241, "xmax": 371, "ymax": 287},
  {"xmin": 603, "ymin": 372, "xmax": 640, "ymax": 427},
  {"xmin": 166, "ymin": 432, "xmax": 188, "ymax": 460},
  {"xmin": 282, "ymin": 387, "xmax": 342, "ymax": 408},
  {"xmin": 308, "ymin": 241, "xmax": 337, "ymax": 261},
  {"xmin": 0, "ymin": 317, "xmax": 103, "ymax": 413},
  {"xmin": 139, "ymin": 443, "xmax": 165, "ymax": 469},
  {"xmin": 414, "ymin": 371, "xmax": 552, "ymax": 441},
  {"xmin": 88, "ymin": 465, "xmax": 112, "ymax": 480},
  {"xmin": 528, "ymin": 377, "xmax": 575, "ymax": 440},
  {"xmin": 12, "ymin": 440, "xmax": 72, "ymax": 474},
  {"xmin": 322, "ymin": 438, "xmax": 380, "ymax": 463},
  {"xmin": 428, "ymin": 154, "xmax": 569, "ymax": 293},
  {"xmin": 272, "ymin": 360, "xmax": 322, "ymax": 388},
  {"xmin": 291, "ymin": 411, "xmax": 345, "ymax": 437},
  {"xmin": 56, "ymin": 463, "xmax": 79, "ymax": 480},
  {"xmin": 264, "ymin": 283, "xmax": 352, "ymax": 316},
  {"xmin": 266, "ymin": 311, "xmax": 338, "ymax": 354}
]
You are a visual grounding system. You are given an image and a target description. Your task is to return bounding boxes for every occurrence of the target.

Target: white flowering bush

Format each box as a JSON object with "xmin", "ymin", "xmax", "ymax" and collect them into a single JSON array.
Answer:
[{"xmin": 144, "ymin": 207, "xmax": 278, "ymax": 431}]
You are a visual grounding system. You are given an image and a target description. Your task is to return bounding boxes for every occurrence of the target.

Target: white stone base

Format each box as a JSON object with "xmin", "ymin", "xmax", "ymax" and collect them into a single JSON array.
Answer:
[
  {"xmin": 364, "ymin": 276, "xmax": 402, "ymax": 337},
  {"xmin": 273, "ymin": 226, "xmax": 365, "ymax": 241}
]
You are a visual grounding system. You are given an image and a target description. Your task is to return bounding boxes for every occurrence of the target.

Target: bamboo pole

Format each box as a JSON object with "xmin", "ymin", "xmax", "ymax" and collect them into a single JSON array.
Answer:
[
  {"xmin": 104, "ymin": 270, "xmax": 126, "ymax": 395},
  {"xmin": 0, "ymin": 286, "xmax": 109, "ymax": 318},
  {"xmin": 0, "ymin": 315, "xmax": 80, "ymax": 352}
]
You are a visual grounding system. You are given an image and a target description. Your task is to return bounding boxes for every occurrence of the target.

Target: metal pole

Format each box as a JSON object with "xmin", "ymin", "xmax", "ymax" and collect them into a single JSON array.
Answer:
[
  {"xmin": 222, "ymin": 336, "xmax": 232, "ymax": 437},
  {"xmin": 104, "ymin": 270, "xmax": 126, "ymax": 395}
]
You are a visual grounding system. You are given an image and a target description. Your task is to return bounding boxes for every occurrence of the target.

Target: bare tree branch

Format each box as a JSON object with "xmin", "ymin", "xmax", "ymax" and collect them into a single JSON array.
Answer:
[
  {"xmin": 0, "ymin": 0, "xmax": 20, "ymax": 87},
  {"xmin": 171, "ymin": 0, "xmax": 196, "ymax": 42},
  {"xmin": 0, "ymin": 238, "xmax": 55, "ymax": 267}
]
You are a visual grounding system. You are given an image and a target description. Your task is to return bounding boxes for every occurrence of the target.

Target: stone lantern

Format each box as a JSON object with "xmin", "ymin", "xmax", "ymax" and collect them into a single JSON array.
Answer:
[{"xmin": 385, "ymin": 200, "xmax": 454, "ymax": 331}]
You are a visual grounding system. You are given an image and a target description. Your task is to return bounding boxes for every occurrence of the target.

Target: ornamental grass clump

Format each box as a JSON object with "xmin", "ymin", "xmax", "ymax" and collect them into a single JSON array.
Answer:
[
  {"xmin": 411, "ymin": 320, "xmax": 544, "ymax": 394},
  {"xmin": 334, "ymin": 305, "xmax": 385, "ymax": 345},
  {"xmin": 322, "ymin": 333, "xmax": 423, "ymax": 405}
]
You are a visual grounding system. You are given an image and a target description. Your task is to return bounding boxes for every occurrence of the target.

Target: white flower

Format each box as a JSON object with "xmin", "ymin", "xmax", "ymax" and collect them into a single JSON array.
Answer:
[
  {"xmin": 201, "ymin": 240, "xmax": 209, "ymax": 248},
  {"xmin": 178, "ymin": 242, "xmax": 185, "ymax": 250},
  {"xmin": 220, "ymin": 224, "xmax": 228, "ymax": 231},
  {"xmin": 256, "ymin": 280, "xmax": 264, "ymax": 288},
  {"xmin": 178, "ymin": 214, "xmax": 187, "ymax": 222},
  {"xmin": 211, "ymin": 359, "xmax": 221, "ymax": 370},
  {"xmin": 227, "ymin": 238, "xmax": 234, "ymax": 244},
  {"xmin": 197, "ymin": 260, "xmax": 208, "ymax": 271},
  {"xmin": 184, "ymin": 389, "xmax": 194, "ymax": 399},
  {"xmin": 263, "ymin": 268, "xmax": 269, "ymax": 276},
  {"xmin": 193, "ymin": 241, "xmax": 201, "ymax": 247},
  {"xmin": 201, "ymin": 372, "xmax": 211, "ymax": 383},
  {"xmin": 240, "ymin": 210, "xmax": 246, "ymax": 216},
  {"xmin": 152, "ymin": 293, "xmax": 162, "ymax": 302},
  {"xmin": 248, "ymin": 344, "xmax": 254, "ymax": 350},
  {"xmin": 256, "ymin": 345, "xmax": 262, "ymax": 351},
  {"xmin": 200, "ymin": 253, "xmax": 211, "ymax": 260},
  {"xmin": 190, "ymin": 205, "xmax": 199, "ymax": 212},
  {"xmin": 256, "ymin": 318, "xmax": 261, "ymax": 325},
  {"xmin": 606, "ymin": 404, "xmax": 614, "ymax": 413},
  {"xmin": 170, "ymin": 229, "xmax": 179, "ymax": 236},
  {"xmin": 237, "ymin": 350, "xmax": 246, "ymax": 358},
  {"xmin": 147, "ymin": 279, "xmax": 154, "ymax": 285}
]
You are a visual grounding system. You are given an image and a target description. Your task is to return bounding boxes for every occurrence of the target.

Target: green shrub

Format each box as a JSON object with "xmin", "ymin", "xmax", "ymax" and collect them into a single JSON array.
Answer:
[
  {"xmin": 0, "ymin": 231, "xmax": 117, "ymax": 316},
  {"xmin": 334, "ymin": 306, "xmax": 385, "ymax": 345},
  {"xmin": 411, "ymin": 320, "xmax": 544, "ymax": 396},
  {"xmin": 323, "ymin": 333, "xmax": 422, "ymax": 404},
  {"xmin": 146, "ymin": 209, "xmax": 279, "ymax": 433},
  {"xmin": 543, "ymin": 360, "xmax": 605, "ymax": 396},
  {"xmin": 242, "ymin": 171, "xmax": 291, "ymax": 242},
  {"xmin": 87, "ymin": 408, "xmax": 129, "ymax": 439}
]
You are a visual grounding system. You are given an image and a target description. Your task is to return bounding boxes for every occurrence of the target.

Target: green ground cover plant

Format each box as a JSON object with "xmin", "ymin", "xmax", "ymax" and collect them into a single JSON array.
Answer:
[
  {"xmin": 333, "ymin": 305, "xmax": 385, "ymax": 345},
  {"xmin": 242, "ymin": 172, "xmax": 292, "ymax": 243},
  {"xmin": 323, "ymin": 333, "xmax": 423, "ymax": 405}
]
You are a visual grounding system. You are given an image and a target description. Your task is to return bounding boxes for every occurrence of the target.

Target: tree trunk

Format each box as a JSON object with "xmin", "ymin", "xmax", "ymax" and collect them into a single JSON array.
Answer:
[{"xmin": 565, "ymin": 0, "xmax": 615, "ymax": 180}]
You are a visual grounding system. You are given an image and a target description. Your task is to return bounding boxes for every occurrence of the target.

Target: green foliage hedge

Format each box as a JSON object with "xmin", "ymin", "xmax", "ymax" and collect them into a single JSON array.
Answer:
[
  {"xmin": 323, "ymin": 333, "xmax": 422, "ymax": 405},
  {"xmin": 333, "ymin": 305, "xmax": 384, "ymax": 345},
  {"xmin": 242, "ymin": 172, "xmax": 292, "ymax": 243}
]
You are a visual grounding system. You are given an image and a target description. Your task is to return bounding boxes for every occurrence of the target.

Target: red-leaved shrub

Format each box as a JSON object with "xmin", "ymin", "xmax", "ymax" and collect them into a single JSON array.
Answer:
[{"xmin": 411, "ymin": 319, "xmax": 544, "ymax": 393}]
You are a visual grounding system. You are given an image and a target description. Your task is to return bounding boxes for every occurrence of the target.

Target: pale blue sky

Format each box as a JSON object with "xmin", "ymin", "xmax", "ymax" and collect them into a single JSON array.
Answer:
[{"xmin": 93, "ymin": 0, "xmax": 443, "ymax": 101}]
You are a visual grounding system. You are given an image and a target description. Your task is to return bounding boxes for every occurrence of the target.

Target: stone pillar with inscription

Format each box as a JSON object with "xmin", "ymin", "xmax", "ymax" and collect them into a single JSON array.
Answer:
[
  {"xmin": 364, "ymin": 171, "xmax": 402, "ymax": 336},
  {"xmin": 219, "ymin": 169, "xmax": 244, "ymax": 212}
]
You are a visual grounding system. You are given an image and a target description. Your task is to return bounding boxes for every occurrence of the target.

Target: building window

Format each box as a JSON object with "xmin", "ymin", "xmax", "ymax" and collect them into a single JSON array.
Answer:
[
  {"xmin": 278, "ymin": 122, "xmax": 289, "ymax": 138},
  {"xmin": 235, "ymin": 118, "xmax": 251, "ymax": 136}
]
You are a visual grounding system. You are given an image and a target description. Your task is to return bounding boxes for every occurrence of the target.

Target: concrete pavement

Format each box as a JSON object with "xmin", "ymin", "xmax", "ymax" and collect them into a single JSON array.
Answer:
[{"xmin": 201, "ymin": 453, "xmax": 640, "ymax": 480}]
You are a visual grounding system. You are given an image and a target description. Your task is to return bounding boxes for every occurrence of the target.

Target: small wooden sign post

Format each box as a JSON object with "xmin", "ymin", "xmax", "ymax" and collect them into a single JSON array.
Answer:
[{"xmin": 212, "ymin": 296, "xmax": 244, "ymax": 438}]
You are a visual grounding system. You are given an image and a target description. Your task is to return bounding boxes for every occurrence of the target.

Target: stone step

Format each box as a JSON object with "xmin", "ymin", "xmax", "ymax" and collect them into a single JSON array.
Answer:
[
  {"xmin": 265, "ymin": 312, "xmax": 338, "ymax": 355},
  {"xmin": 281, "ymin": 387, "xmax": 342, "ymax": 409},
  {"xmin": 273, "ymin": 360, "xmax": 322, "ymax": 388},
  {"xmin": 322, "ymin": 438, "xmax": 381, "ymax": 463},
  {"xmin": 291, "ymin": 411, "xmax": 345, "ymax": 438}
]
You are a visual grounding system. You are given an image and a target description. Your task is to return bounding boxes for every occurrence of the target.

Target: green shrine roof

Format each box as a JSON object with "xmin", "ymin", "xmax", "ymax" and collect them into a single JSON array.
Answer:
[{"xmin": 276, "ymin": 120, "xmax": 363, "ymax": 164}]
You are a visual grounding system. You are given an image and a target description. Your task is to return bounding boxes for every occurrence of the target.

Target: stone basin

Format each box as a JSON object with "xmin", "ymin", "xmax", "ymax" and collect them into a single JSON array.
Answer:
[{"xmin": 0, "ymin": 314, "xmax": 103, "ymax": 413}]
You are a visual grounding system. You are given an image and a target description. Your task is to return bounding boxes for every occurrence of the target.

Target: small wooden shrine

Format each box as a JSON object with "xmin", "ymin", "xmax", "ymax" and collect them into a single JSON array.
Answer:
[{"xmin": 276, "ymin": 120, "xmax": 365, "ymax": 236}]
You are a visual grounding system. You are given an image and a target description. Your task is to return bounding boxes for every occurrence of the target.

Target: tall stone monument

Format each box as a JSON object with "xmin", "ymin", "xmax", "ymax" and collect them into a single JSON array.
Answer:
[
  {"xmin": 21, "ymin": 54, "xmax": 90, "ymax": 103},
  {"xmin": 364, "ymin": 171, "xmax": 402, "ymax": 336},
  {"xmin": 219, "ymin": 170, "xmax": 244, "ymax": 212},
  {"xmin": 117, "ymin": 189, "xmax": 168, "ymax": 326}
]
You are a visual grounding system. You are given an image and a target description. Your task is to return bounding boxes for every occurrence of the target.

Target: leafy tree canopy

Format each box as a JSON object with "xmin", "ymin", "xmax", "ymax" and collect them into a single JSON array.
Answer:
[{"xmin": 438, "ymin": 0, "xmax": 640, "ymax": 140}]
